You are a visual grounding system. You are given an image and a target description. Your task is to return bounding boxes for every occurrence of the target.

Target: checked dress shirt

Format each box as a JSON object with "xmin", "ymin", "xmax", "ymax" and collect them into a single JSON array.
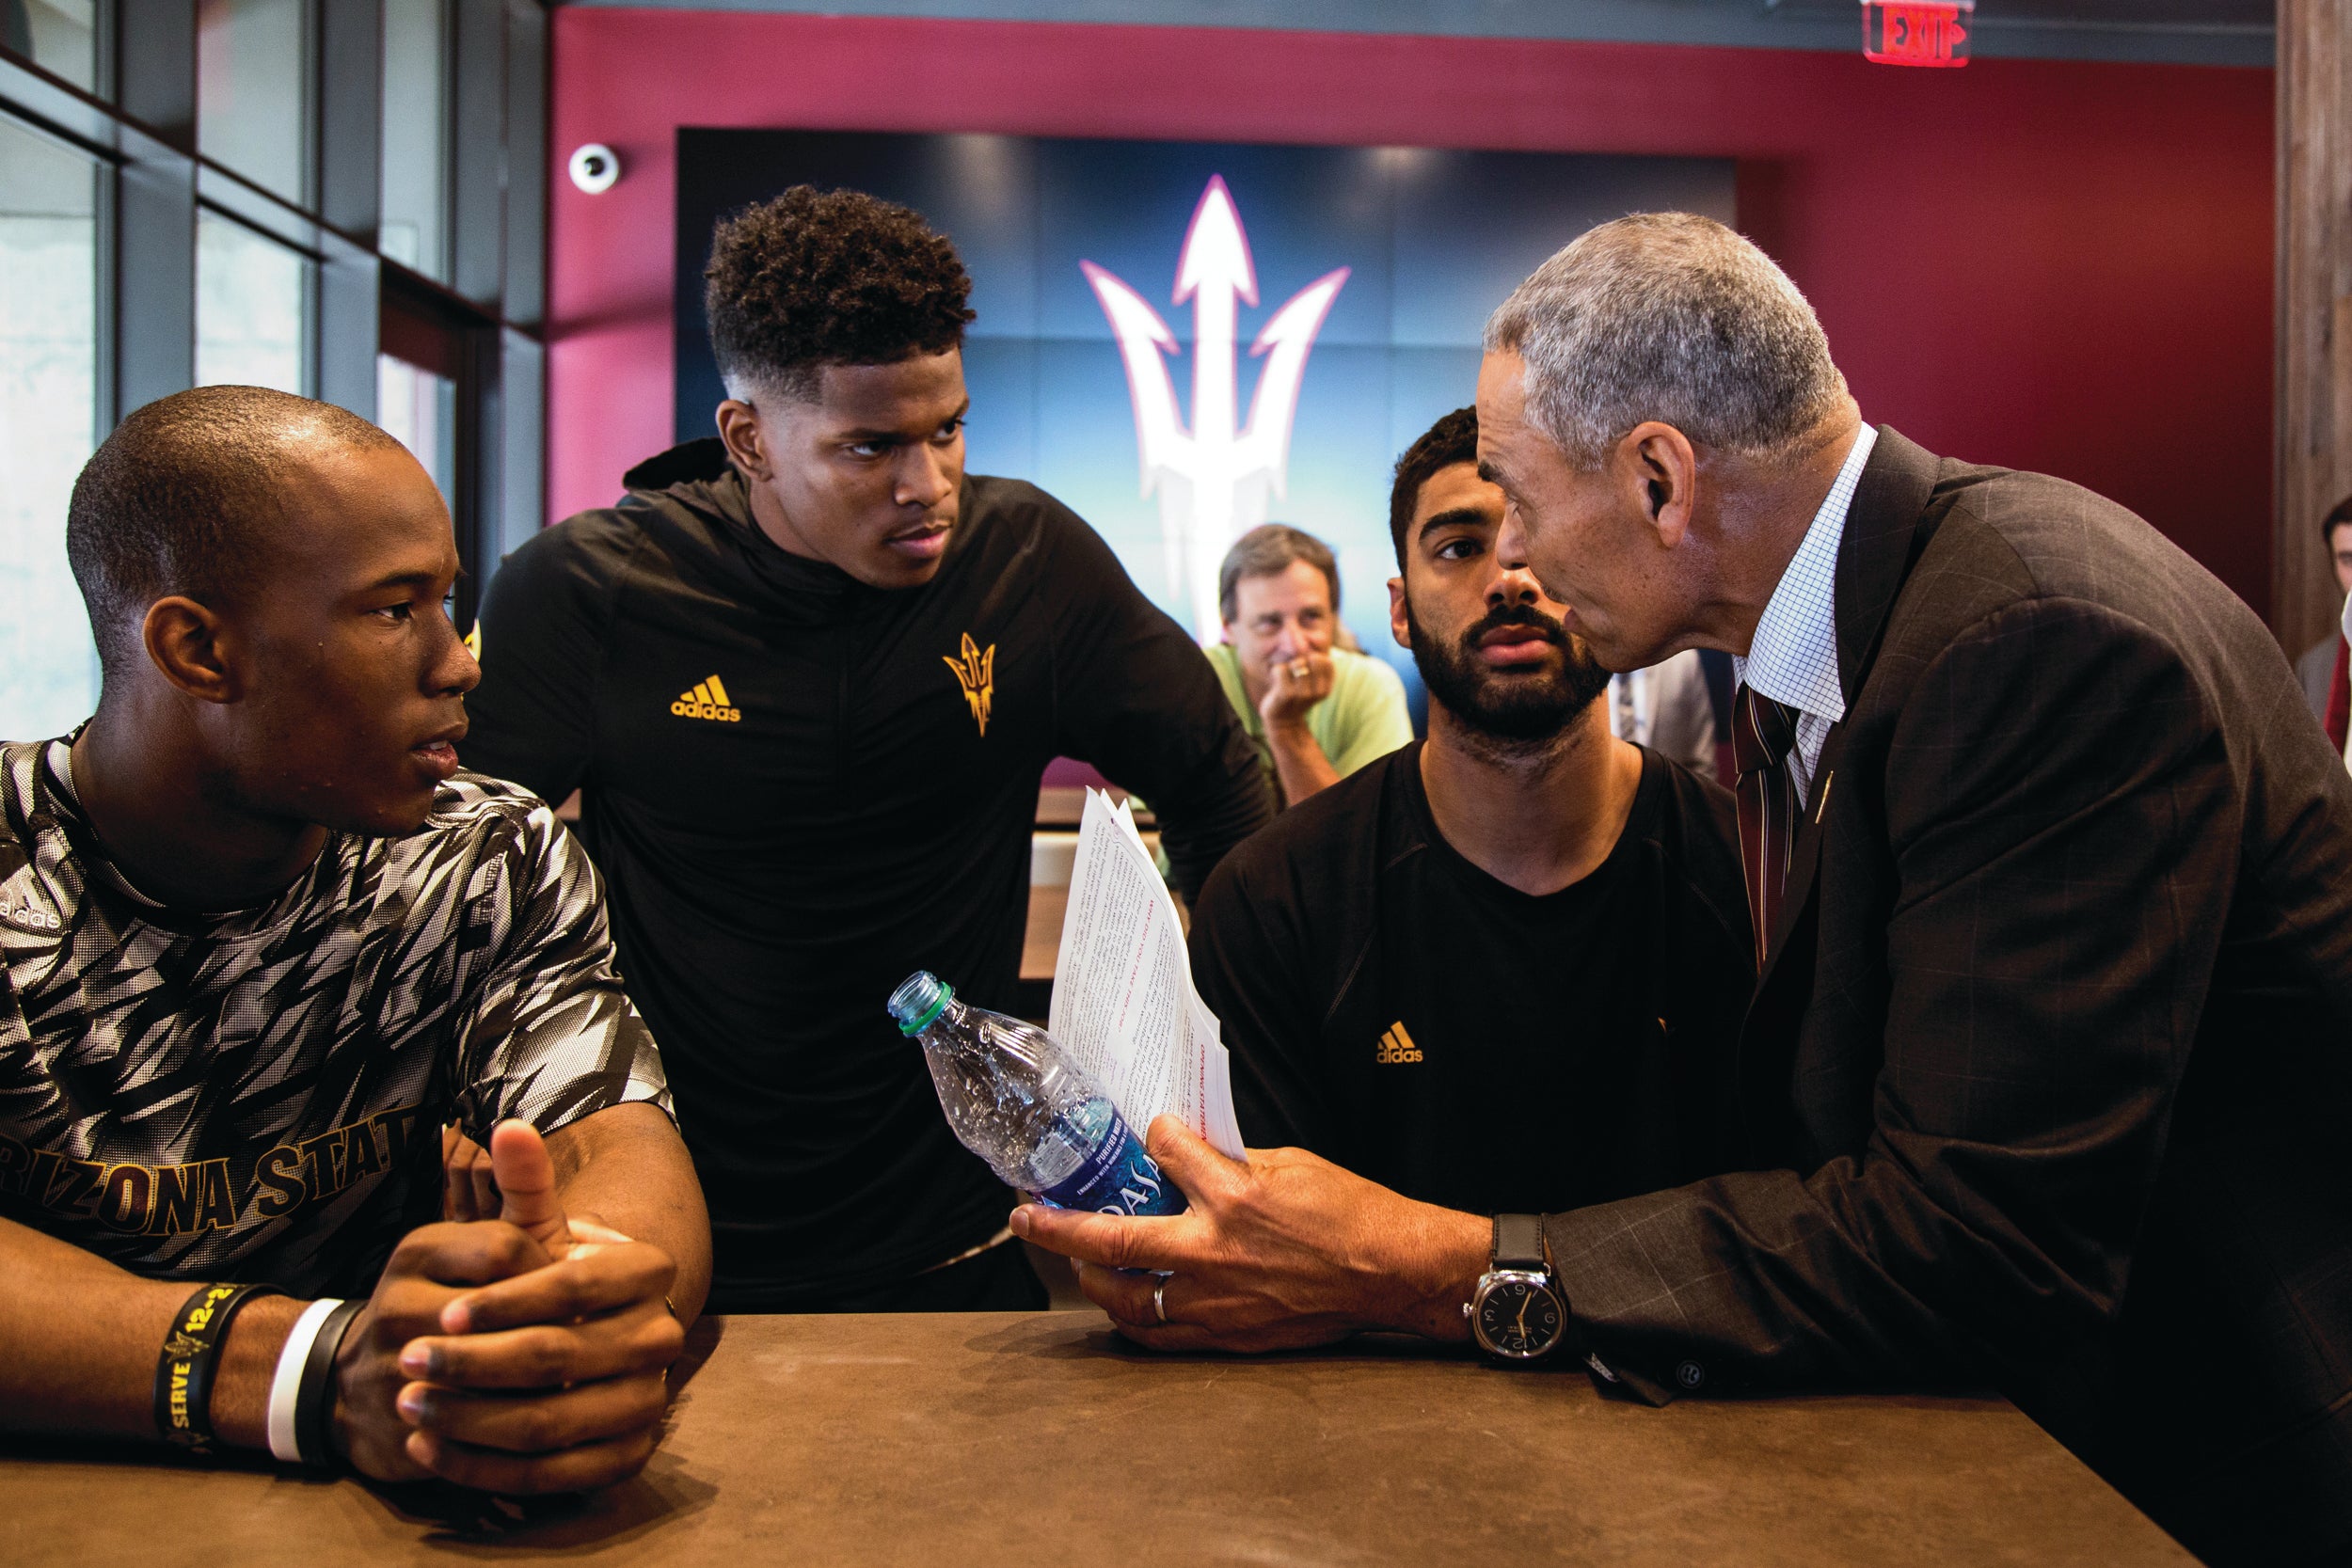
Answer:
[{"xmin": 1732, "ymin": 423, "xmax": 1876, "ymax": 957}]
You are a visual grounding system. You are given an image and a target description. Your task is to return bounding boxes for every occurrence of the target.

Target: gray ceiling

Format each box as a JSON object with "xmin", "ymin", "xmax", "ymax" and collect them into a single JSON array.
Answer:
[{"xmin": 557, "ymin": 0, "xmax": 2274, "ymax": 68}]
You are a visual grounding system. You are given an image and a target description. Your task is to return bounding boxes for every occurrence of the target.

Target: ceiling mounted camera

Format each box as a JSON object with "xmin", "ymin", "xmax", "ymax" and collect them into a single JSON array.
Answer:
[{"xmin": 568, "ymin": 144, "xmax": 621, "ymax": 195}]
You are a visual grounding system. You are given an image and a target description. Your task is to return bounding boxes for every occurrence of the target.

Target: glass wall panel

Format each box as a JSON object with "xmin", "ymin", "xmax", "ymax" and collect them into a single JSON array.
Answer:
[
  {"xmin": 376, "ymin": 351, "xmax": 456, "ymax": 507},
  {"xmin": 0, "ymin": 113, "xmax": 99, "ymax": 741},
  {"xmin": 1, "ymin": 0, "xmax": 100, "ymax": 92},
  {"xmin": 6, "ymin": 2, "xmax": 546, "ymax": 694},
  {"xmin": 379, "ymin": 0, "xmax": 448, "ymax": 280},
  {"xmin": 197, "ymin": 207, "xmax": 310, "ymax": 394},
  {"xmin": 497, "ymin": 326, "xmax": 542, "ymax": 563},
  {"xmin": 197, "ymin": 0, "xmax": 310, "ymax": 205}
]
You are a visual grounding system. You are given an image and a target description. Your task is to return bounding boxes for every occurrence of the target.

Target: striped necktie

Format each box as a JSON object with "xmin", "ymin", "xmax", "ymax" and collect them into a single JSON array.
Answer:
[{"xmin": 1733, "ymin": 685, "xmax": 1801, "ymax": 967}]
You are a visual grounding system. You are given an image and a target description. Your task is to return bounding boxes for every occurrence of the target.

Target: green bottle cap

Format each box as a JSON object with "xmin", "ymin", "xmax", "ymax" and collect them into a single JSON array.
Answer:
[{"xmin": 886, "ymin": 970, "xmax": 953, "ymax": 1037}]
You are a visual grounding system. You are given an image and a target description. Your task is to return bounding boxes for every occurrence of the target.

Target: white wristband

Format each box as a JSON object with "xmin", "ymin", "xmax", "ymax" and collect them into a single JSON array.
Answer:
[{"xmin": 266, "ymin": 1297, "xmax": 344, "ymax": 1464}]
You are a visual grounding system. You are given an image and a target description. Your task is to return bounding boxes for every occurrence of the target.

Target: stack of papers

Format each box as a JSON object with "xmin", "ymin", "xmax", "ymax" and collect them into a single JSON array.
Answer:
[{"xmin": 1047, "ymin": 789, "xmax": 1246, "ymax": 1160}]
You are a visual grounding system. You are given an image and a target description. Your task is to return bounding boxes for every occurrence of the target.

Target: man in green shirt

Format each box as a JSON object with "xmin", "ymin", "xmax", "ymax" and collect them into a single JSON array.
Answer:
[{"xmin": 1209, "ymin": 524, "xmax": 1414, "ymax": 807}]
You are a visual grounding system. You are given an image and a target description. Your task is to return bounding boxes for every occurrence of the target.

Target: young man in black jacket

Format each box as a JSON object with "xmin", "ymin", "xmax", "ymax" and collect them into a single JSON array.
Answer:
[{"xmin": 462, "ymin": 187, "xmax": 1273, "ymax": 1313}]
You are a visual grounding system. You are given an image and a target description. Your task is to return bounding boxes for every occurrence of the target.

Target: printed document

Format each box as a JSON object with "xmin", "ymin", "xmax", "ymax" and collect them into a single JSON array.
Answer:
[{"xmin": 1048, "ymin": 789, "xmax": 1246, "ymax": 1159}]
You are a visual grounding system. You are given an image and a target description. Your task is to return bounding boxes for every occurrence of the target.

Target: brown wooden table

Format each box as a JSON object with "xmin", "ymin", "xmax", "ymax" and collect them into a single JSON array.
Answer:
[{"xmin": 0, "ymin": 1311, "xmax": 2192, "ymax": 1566}]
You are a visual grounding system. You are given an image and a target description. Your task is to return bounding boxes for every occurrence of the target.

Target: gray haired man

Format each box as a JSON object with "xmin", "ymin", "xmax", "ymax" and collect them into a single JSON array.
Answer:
[{"xmin": 1013, "ymin": 213, "xmax": 2352, "ymax": 1568}]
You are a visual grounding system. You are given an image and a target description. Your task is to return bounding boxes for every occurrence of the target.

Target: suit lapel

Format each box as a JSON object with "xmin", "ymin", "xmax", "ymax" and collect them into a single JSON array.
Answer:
[
  {"xmin": 1737, "ymin": 428, "xmax": 1945, "ymax": 1148},
  {"xmin": 1759, "ymin": 719, "xmax": 1850, "ymax": 973},
  {"xmin": 1740, "ymin": 721, "xmax": 1847, "ymax": 1150},
  {"xmin": 1831, "ymin": 427, "xmax": 1945, "ymax": 714},
  {"xmin": 1748, "ymin": 427, "xmax": 1938, "ymax": 985}
]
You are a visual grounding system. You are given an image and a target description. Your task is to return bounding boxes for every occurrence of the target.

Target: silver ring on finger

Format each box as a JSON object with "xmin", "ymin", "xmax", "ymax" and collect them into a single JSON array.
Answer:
[{"xmin": 1152, "ymin": 1275, "xmax": 1170, "ymax": 1324}]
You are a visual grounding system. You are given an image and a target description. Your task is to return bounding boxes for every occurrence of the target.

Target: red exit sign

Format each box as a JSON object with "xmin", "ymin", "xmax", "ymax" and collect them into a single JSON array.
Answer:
[{"xmin": 1861, "ymin": 1, "xmax": 1973, "ymax": 68}]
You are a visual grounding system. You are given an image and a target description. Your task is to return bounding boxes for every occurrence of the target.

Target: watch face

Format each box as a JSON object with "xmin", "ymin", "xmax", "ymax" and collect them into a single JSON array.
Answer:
[{"xmin": 1475, "ymin": 1275, "xmax": 1564, "ymax": 1359}]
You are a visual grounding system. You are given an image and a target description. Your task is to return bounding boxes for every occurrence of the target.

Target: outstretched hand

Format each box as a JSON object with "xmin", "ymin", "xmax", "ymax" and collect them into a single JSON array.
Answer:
[
  {"xmin": 337, "ymin": 1119, "xmax": 683, "ymax": 1493},
  {"xmin": 1009, "ymin": 1116, "xmax": 1489, "ymax": 1354}
]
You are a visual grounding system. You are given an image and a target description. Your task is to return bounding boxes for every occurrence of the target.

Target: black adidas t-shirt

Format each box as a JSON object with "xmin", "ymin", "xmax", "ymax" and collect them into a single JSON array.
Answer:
[
  {"xmin": 1190, "ymin": 742, "xmax": 1754, "ymax": 1217},
  {"xmin": 460, "ymin": 441, "xmax": 1272, "ymax": 1308}
]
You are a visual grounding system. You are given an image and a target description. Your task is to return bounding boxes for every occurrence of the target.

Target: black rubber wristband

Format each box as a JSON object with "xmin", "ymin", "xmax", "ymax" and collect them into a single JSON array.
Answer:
[
  {"xmin": 294, "ymin": 1297, "xmax": 366, "ymax": 1468},
  {"xmin": 154, "ymin": 1282, "xmax": 283, "ymax": 1454}
]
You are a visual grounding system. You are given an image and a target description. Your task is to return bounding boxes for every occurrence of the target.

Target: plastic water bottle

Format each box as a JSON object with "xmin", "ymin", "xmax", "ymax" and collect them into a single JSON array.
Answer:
[{"xmin": 887, "ymin": 971, "xmax": 1185, "ymax": 1216}]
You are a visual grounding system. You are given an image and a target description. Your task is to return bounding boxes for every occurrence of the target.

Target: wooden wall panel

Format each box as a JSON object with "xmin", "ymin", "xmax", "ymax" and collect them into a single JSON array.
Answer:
[{"xmin": 2278, "ymin": 0, "xmax": 2352, "ymax": 655}]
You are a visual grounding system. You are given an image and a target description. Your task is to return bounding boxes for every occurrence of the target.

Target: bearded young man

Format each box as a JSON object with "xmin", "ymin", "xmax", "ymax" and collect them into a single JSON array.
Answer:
[
  {"xmin": 0, "ymin": 387, "xmax": 706, "ymax": 1493},
  {"xmin": 1192, "ymin": 407, "xmax": 1752, "ymax": 1216},
  {"xmin": 461, "ymin": 187, "xmax": 1272, "ymax": 1314}
]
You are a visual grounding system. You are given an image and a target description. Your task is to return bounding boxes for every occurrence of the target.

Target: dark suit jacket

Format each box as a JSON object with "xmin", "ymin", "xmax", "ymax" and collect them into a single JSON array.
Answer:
[{"xmin": 1544, "ymin": 429, "xmax": 2352, "ymax": 1567}]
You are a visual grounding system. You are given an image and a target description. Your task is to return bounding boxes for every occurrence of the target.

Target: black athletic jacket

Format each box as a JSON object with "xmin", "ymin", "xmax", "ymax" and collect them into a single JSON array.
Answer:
[{"xmin": 461, "ymin": 439, "xmax": 1273, "ymax": 1306}]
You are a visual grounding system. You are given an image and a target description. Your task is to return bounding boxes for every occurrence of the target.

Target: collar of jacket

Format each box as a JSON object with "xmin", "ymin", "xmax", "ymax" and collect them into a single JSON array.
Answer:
[
  {"xmin": 614, "ymin": 437, "xmax": 971, "ymax": 626},
  {"xmin": 1830, "ymin": 425, "xmax": 1946, "ymax": 709}
]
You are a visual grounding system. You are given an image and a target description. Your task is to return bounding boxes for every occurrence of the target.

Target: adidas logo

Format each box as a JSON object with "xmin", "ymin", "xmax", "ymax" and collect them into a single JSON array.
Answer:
[
  {"xmin": 1375, "ymin": 1021, "xmax": 1423, "ymax": 1065},
  {"xmin": 0, "ymin": 899, "xmax": 60, "ymax": 933},
  {"xmin": 670, "ymin": 674, "xmax": 741, "ymax": 723}
]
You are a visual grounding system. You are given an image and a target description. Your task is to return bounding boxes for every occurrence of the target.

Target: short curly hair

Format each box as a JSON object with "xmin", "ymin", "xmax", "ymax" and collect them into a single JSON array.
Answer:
[
  {"xmin": 704, "ymin": 185, "xmax": 976, "ymax": 401},
  {"xmin": 1390, "ymin": 406, "xmax": 1480, "ymax": 568}
]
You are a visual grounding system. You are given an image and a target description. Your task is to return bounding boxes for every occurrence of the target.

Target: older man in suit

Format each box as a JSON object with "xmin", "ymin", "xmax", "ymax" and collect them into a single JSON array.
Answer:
[
  {"xmin": 1472, "ymin": 214, "xmax": 2352, "ymax": 1568},
  {"xmin": 1012, "ymin": 214, "xmax": 2352, "ymax": 1567}
]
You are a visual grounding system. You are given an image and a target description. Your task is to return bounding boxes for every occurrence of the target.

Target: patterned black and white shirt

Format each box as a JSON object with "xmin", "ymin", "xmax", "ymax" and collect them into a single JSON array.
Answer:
[{"xmin": 0, "ymin": 738, "xmax": 671, "ymax": 1297}]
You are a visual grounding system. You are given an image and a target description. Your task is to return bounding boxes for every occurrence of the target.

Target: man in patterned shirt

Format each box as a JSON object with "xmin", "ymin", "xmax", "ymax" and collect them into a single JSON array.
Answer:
[{"xmin": 0, "ymin": 386, "xmax": 710, "ymax": 1495}]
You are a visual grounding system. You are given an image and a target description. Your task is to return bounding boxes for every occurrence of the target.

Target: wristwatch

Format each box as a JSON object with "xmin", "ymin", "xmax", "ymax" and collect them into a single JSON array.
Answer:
[{"xmin": 1464, "ymin": 1213, "xmax": 1570, "ymax": 1362}]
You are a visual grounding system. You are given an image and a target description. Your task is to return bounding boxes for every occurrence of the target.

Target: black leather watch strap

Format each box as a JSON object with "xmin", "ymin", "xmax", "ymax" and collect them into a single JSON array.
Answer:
[{"xmin": 1493, "ymin": 1212, "xmax": 1547, "ymax": 1271}]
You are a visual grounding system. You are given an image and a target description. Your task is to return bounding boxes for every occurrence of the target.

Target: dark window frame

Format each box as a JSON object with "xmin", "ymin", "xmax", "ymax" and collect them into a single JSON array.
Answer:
[{"xmin": 0, "ymin": 0, "xmax": 548, "ymax": 631}]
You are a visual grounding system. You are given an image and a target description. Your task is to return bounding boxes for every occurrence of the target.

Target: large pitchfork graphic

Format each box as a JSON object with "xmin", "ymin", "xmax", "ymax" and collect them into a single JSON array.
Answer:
[{"xmin": 1082, "ymin": 176, "xmax": 1349, "ymax": 642}]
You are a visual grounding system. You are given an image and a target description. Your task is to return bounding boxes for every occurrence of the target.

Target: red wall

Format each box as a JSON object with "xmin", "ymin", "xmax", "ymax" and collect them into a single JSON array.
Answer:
[{"xmin": 548, "ymin": 12, "xmax": 2275, "ymax": 612}]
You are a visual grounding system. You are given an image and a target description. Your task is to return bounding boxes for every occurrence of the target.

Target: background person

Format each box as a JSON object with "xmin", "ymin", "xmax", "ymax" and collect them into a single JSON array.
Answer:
[
  {"xmin": 2293, "ymin": 494, "xmax": 2352, "ymax": 761},
  {"xmin": 461, "ymin": 187, "xmax": 1272, "ymax": 1315},
  {"xmin": 1602, "ymin": 650, "xmax": 1719, "ymax": 779},
  {"xmin": 0, "ymin": 387, "xmax": 707, "ymax": 1494},
  {"xmin": 1209, "ymin": 524, "xmax": 1414, "ymax": 808},
  {"xmin": 1193, "ymin": 405, "xmax": 1752, "ymax": 1216}
]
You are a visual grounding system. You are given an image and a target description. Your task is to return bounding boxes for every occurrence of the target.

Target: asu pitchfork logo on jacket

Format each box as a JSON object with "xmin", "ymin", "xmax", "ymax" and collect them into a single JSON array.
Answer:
[
  {"xmin": 944, "ymin": 634, "xmax": 994, "ymax": 736},
  {"xmin": 671, "ymin": 674, "xmax": 742, "ymax": 722}
]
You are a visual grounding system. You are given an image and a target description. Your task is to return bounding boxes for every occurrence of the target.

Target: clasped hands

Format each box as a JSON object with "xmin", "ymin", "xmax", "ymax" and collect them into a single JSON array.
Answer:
[
  {"xmin": 334, "ymin": 1120, "xmax": 683, "ymax": 1493},
  {"xmin": 1010, "ymin": 1116, "xmax": 1489, "ymax": 1353}
]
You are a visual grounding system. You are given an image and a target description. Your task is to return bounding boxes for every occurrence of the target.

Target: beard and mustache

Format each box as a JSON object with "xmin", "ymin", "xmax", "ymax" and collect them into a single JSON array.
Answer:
[{"xmin": 1405, "ymin": 597, "xmax": 1614, "ymax": 742}]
